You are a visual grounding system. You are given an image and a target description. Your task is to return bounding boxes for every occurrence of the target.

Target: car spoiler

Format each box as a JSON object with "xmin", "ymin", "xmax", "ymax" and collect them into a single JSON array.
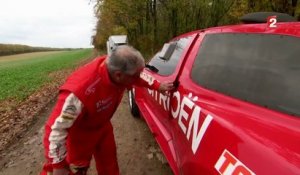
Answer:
[{"xmin": 240, "ymin": 12, "xmax": 297, "ymax": 23}]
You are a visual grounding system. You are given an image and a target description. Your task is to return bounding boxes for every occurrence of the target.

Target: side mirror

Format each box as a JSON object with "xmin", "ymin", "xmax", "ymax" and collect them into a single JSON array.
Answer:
[
  {"xmin": 159, "ymin": 42, "xmax": 177, "ymax": 60},
  {"xmin": 145, "ymin": 64, "xmax": 159, "ymax": 73}
]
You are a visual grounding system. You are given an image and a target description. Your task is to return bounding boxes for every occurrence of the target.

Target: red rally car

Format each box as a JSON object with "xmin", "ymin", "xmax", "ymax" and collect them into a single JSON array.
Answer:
[{"xmin": 128, "ymin": 13, "xmax": 300, "ymax": 175}]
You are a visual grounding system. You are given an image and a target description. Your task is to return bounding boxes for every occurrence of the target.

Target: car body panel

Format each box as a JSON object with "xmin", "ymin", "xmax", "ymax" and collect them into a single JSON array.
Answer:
[{"xmin": 133, "ymin": 22, "xmax": 300, "ymax": 175}]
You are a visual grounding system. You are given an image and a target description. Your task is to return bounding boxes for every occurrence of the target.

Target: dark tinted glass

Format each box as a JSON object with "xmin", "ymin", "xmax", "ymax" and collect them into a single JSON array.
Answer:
[
  {"xmin": 191, "ymin": 33, "xmax": 300, "ymax": 116},
  {"xmin": 148, "ymin": 37, "xmax": 192, "ymax": 76}
]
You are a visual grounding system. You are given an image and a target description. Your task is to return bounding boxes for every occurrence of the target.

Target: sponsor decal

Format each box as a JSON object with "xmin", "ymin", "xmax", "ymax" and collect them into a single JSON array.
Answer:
[
  {"xmin": 64, "ymin": 104, "xmax": 77, "ymax": 115},
  {"xmin": 50, "ymin": 142, "xmax": 66, "ymax": 163},
  {"xmin": 85, "ymin": 78, "xmax": 101, "ymax": 95},
  {"xmin": 148, "ymin": 89, "xmax": 213, "ymax": 154},
  {"xmin": 141, "ymin": 72, "xmax": 154, "ymax": 86},
  {"xmin": 61, "ymin": 114, "xmax": 76, "ymax": 120},
  {"xmin": 215, "ymin": 149, "xmax": 256, "ymax": 175},
  {"xmin": 96, "ymin": 96, "xmax": 113, "ymax": 112}
]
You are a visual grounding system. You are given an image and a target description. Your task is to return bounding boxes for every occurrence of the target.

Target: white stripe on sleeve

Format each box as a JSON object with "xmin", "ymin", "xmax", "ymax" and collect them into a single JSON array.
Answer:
[{"xmin": 48, "ymin": 93, "xmax": 83, "ymax": 164}]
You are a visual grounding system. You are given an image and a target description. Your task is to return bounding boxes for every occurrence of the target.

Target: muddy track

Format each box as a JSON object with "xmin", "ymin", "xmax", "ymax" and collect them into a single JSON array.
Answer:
[{"xmin": 0, "ymin": 96, "xmax": 173, "ymax": 175}]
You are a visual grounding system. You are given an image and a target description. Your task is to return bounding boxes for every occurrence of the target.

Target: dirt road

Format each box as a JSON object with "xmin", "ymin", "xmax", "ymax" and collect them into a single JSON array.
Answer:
[{"xmin": 0, "ymin": 95, "xmax": 173, "ymax": 175}]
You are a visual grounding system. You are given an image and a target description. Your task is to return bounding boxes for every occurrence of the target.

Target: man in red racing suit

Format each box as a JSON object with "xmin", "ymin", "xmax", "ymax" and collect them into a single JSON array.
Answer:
[{"xmin": 41, "ymin": 46, "xmax": 173, "ymax": 175}]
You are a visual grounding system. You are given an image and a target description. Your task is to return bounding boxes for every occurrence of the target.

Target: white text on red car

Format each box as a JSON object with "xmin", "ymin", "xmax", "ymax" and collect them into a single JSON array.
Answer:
[{"xmin": 148, "ymin": 89, "xmax": 213, "ymax": 154}]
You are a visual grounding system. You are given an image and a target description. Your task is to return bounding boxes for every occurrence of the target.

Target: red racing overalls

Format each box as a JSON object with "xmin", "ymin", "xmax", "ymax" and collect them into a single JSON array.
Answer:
[{"xmin": 41, "ymin": 56, "xmax": 160, "ymax": 175}]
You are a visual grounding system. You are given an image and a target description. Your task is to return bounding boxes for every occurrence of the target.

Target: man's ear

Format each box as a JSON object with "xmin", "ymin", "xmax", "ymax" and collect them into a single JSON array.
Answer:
[{"xmin": 113, "ymin": 70, "xmax": 122, "ymax": 81}]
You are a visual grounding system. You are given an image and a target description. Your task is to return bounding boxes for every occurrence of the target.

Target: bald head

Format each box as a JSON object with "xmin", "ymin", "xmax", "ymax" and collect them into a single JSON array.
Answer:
[{"xmin": 106, "ymin": 45, "xmax": 145, "ymax": 75}]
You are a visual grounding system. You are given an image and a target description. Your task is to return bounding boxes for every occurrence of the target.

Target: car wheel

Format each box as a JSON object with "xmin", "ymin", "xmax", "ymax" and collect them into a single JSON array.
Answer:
[{"xmin": 128, "ymin": 89, "xmax": 140, "ymax": 117}]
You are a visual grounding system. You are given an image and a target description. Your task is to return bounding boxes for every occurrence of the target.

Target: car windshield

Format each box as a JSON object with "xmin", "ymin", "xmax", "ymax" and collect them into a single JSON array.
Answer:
[
  {"xmin": 148, "ymin": 36, "xmax": 192, "ymax": 76},
  {"xmin": 191, "ymin": 33, "xmax": 300, "ymax": 117}
]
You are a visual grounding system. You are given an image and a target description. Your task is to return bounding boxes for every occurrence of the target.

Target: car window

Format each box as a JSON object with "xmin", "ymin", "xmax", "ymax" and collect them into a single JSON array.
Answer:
[
  {"xmin": 191, "ymin": 33, "xmax": 300, "ymax": 116},
  {"xmin": 148, "ymin": 36, "xmax": 192, "ymax": 76}
]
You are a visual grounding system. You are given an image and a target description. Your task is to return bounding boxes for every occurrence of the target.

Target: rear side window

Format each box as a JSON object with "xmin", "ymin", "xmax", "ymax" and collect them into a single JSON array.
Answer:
[
  {"xmin": 148, "ymin": 36, "xmax": 192, "ymax": 76},
  {"xmin": 191, "ymin": 33, "xmax": 300, "ymax": 116}
]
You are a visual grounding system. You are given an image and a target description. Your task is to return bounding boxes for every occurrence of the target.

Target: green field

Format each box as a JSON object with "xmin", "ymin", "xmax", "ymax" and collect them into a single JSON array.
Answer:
[{"xmin": 0, "ymin": 49, "xmax": 93, "ymax": 101}]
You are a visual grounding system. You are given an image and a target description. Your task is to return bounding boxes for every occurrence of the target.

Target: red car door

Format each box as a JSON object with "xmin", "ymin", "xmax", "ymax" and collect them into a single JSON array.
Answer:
[
  {"xmin": 134, "ymin": 34, "xmax": 197, "ymax": 174},
  {"xmin": 168, "ymin": 29, "xmax": 300, "ymax": 175}
]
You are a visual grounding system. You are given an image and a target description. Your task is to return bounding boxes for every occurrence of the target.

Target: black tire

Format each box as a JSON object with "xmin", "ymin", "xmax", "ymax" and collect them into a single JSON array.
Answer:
[{"xmin": 128, "ymin": 89, "xmax": 140, "ymax": 117}]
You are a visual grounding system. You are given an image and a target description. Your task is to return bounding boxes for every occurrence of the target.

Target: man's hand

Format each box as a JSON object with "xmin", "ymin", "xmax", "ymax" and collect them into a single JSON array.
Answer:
[
  {"xmin": 158, "ymin": 82, "xmax": 175, "ymax": 95},
  {"xmin": 53, "ymin": 168, "xmax": 69, "ymax": 175}
]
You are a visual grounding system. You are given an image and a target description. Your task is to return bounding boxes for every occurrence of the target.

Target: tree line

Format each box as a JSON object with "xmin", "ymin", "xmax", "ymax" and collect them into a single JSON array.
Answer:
[
  {"xmin": 0, "ymin": 44, "xmax": 76, "ymax": 56},
  {"xmin": 92, "ymin": 0, "xmax": 300, "ymax": 57}
]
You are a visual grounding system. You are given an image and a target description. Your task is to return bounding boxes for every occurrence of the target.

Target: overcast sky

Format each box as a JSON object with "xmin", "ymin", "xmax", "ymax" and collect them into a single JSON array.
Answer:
[{"xmin": 0, "ymin": 0, "xmax": 96, "ymax": 48}]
